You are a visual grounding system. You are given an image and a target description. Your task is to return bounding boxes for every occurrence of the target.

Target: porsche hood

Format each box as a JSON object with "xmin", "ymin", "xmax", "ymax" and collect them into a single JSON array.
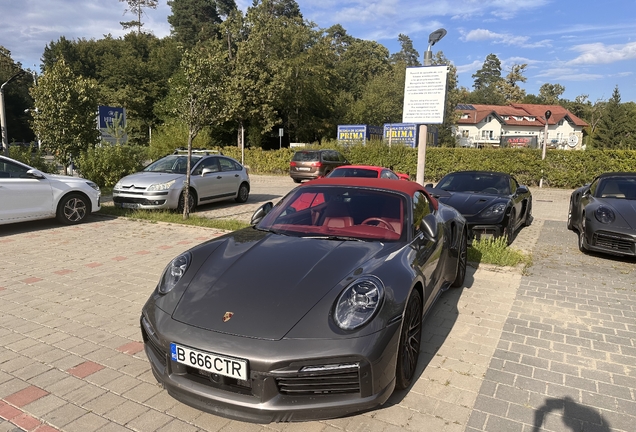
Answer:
[
  {"xmin": 595, "ymin": 198, "xmax": 636, "ymax": 230},
  {"xmin": 171, "ymin": 230, "xmax": 387, "ymax": 340},
  {"xmin": 436, "ymin": 191, "xmax": 505, "ymax": 218}
]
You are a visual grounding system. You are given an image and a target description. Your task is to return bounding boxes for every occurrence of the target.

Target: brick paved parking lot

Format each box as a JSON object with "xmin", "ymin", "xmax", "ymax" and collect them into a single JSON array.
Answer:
[{"xmin": 1, "ymin": 180, "xmax": 634, "ymax": 431}]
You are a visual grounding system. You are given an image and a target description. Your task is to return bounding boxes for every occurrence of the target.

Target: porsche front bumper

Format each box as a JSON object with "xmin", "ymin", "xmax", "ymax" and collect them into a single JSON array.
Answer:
[
  {"xmin": 582, "ymin": 226, "xmax": 636, "ymax": 257},
  {"xmin": 140, "ymin": 304, "xmax": 401, "ymax": 423}
]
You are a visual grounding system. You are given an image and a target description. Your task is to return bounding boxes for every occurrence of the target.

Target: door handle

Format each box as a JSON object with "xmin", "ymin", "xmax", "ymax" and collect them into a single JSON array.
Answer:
[
  {"xmin": 235, "ymin": 174, "xmax": 239, "ymax": 177},
  {"xmin": 216, "ymin": 176, "xmax": 222, "ymax": 179}
]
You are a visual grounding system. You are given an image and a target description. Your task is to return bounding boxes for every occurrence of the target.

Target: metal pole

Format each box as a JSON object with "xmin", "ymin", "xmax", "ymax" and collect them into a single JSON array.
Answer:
[
  {"xmin": 0, "ymin": 85, "xmax": 8, "ymax": 156},
  {"xmin": 539, "ymin": 113, "xmax": 550, "ymax": 188},
  {"xmin": 241, "ymin": 124, "xmax": 245, "ymax": 166},
  {"xmin": 416, "ymin": 50, "xmax": 432, "ymax": 186}
]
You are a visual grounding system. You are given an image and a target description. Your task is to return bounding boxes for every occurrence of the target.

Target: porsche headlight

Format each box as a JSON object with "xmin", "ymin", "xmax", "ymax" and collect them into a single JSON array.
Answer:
[
  {"xmin": 158, "ymin": 252, "xmax": 191, "ymax": 294},
  {"xmin": 334, "ymin": 276, "xmax": 384, "ymax": 330},
  {"xmin": 481, "ymin": 203, "xmax": 507, "ymax": 218},
  {"xmin": 595, "ymin": 206, "xmax": 615, "ymax": 224},
  {"xmin": 148, "ymin": 179, "xmax": 176, "ymax": 191}
]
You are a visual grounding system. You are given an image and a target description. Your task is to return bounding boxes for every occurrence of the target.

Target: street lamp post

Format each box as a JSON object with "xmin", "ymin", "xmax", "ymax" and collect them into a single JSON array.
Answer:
[
  {"xmin": 539, "ymin": 110, "xmax": 551, "ymax": 188},
  {"xmin": 416, "ymin": 28, "xmax": 447, "ymax": 185}
]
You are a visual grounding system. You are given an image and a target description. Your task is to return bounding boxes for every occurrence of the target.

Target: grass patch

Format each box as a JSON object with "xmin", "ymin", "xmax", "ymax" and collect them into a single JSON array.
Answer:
[
  {"xmin": 468, "ymin": 236, "xmax": 531, "ymax": 267},
  {"xmin": 98, "ymin": 206, "xmax": 250, "ymax": 231}
]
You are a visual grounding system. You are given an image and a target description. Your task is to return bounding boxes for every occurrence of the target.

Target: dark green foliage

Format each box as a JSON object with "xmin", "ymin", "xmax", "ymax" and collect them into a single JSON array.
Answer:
[
  {"xmin": 472, "ymin": 54, "xmax": 501, "ymax": 90},
  {"xmin": 167, "ymin": 0, "xmax": 223, "ymax": 47},
  {"xmin": 220, "ymin": 143, "xmax": 636, "ymax": 189},
  {"xmin": 77, "ymin": 145, "xmax": 149, "ymax": 187},
  {"xmin": 8, "ymin": 146, "xmax": 57, "ymax": 173},
  {"xmin": 593, "ymin": 86, "xmax": 635, "ymax": 149}
]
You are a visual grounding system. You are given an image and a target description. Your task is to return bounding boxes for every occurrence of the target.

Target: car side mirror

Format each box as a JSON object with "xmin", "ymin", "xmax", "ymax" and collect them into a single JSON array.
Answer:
[
  {"xmin": 516, "ymin": 185, "xmax": 529, "ymax": 195},
  {"xmin": 250, "ymin": 202, "xmax": 273, "ymax": 225},
  {"xmin": 425, "ymin": 183, "xmax": 434, "ymax": 188},
  {"xmin": 201, "ymin": 168, "xmax": 215, "ymax": 176},
  {"xmin": 26, "ymin": 169, "xmax": 45, "ymax": 179},
  {"xmin": 419, "ymin": 213, "xmax": 438, "ymax": 242}
]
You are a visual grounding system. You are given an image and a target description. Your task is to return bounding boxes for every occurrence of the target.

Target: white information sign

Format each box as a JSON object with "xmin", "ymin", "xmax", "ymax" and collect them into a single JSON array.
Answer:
[{"xmin": 402, "ymin": 65, "xmax": 448, "ymax": 124}]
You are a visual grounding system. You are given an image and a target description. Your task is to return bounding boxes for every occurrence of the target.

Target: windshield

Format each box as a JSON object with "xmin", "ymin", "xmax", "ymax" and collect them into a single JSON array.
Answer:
[
  {"xmin": 292, "ymin": 151, "xmax": 319, "ymax": 162},
  {"xmin": 144, "ymin": 155, "xmax": 202, "ymax": 174},
  {"xmin": 328, "ymin": 168, "xmax": 378, "ymax": 178},
  {"xmin": 257, "ymin": 186, "xmax": 406, "ymax": 242},
  {"xmin": 595, "ymin": 177, "xmax": 636, "ymax": 200},
  {"xmin": 437, "ymin": 172, "xmax": 510, "ymax": 195}
]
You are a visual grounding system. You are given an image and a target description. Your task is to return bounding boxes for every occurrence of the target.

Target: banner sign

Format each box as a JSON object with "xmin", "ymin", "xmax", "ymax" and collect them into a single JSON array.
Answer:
[
  {"xmin": 337, "ymin": 125, "xmax": 383, "ymax": 142},
  {"xmin": 500, "ymin": 135, "xmax": 538, "ymax": 149},
  {"xmin": 383, "ymin": 123, "xmax": 419, "ymax": 147}
]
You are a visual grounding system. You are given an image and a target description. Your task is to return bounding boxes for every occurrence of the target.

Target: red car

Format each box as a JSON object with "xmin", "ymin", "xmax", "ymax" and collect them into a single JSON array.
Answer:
[{"xmin": 326, "ymin": 165, "xmax": 410, "ymax": 181}]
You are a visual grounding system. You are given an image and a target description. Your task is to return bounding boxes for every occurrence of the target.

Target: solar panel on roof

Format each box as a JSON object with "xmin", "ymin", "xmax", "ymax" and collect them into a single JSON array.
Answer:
[{"xmin": 456, "ymin": 104, "xmax": 475, "ymax": 110}]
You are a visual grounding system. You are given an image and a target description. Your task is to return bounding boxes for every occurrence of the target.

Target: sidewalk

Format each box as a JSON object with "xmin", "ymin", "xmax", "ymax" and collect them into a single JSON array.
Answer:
[{"xmin": 2, "ymin": 183, "xmax": 633, "ymax": 431}]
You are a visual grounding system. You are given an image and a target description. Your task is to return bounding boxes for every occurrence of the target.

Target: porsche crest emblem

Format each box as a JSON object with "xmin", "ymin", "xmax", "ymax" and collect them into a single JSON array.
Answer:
[{"xmin": 222, "ymin": 312, "xmax": 234, "ymax": 322}]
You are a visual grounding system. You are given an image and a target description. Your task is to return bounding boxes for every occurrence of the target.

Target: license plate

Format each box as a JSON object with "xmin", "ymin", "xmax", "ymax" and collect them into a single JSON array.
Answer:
[
  {"xmin": 297, "ymin": 167, "xmax": 311, "ymax": 171},
  {"xmin": 170, "ymin": 343, "xmax": 248, "ymax": 380},
  {"xmin": 122, "ymin": 203, "xmax": 139, "ymax": 209}
]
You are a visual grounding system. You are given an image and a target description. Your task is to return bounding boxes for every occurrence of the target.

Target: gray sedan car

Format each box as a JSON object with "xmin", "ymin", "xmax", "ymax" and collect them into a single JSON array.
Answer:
[{"xmin": 113, "ymin": 151, "xmax": 250, "ymax": 212}]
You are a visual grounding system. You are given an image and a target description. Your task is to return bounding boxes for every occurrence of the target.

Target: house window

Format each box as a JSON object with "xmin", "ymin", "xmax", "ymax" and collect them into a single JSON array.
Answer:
[
  {"xmin": 514, "ymin": 116, "xmax": 523, "ymax": 121},
  {"xmin": 503, "ymin": 116, "xmax": 510, "ymax": 120},
  {"xmin": 462, "ymin": 130, "xmax": 469, "ymax": 138},
  {"xmin": 527, "ymin": 117, "xmax": 535, "ymax": 121},
  {"xmin": 487, "ymin": 116, "xmax": 492, "ymax": 122},
  {"xmin": 461, "ymin": 114, "xmax": 469, "ymax": 119},
  {"xmin": 481, "ymin": 130, "xmax": 494, "ymax": 139}
]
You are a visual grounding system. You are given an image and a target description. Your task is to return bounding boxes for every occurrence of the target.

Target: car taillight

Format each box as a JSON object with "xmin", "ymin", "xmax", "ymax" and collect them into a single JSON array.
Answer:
[
  {"xmin": 290, "ymin": 161, "xmax": 297, "ymax": 167},
  {"xmin": 311, "ymin": 162, "xmax": 322, "ymax": 167}
]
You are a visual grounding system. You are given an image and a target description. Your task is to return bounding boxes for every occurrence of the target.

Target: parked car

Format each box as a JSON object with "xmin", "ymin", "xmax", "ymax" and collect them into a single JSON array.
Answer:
[
  {"xmin": 113, "ymin": 150, "xmax": 250, "ymax": 212},
  {"xmin": 567, "ymin": 172, "xmax": 636, "ymax": 257},
  {"xmin": 289, "ymin": 149, "xmax": 349, "ymax": 183},
  {"xmin": 425, "ymin": 170, "xmax": 532, "ymax": 243},
  {"xmin": 0, "ymin": 155, "xmax": 101, "ymax": 225},
  {"xmin": 327, "ymin": 164, "xmax": 410, "ymax": 180},
  {"xmin": 140, "ymin": 177, "xmax": 467, "ymax": 422}
]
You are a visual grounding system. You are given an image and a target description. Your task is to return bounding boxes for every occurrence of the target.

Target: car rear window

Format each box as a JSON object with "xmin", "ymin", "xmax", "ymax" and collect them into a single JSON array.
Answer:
[{"xmin": 292, "ymin": 151, "xmax": 319, "ymax": 162}]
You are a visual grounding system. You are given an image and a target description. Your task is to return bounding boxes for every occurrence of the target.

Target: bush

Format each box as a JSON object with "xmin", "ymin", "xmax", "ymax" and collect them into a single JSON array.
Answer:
[
  {"xmin": 219, "ymin": 143, "xmax": 636, "ymax": 189},
  {"xmin": 77, "ymin": 144, "xmax": 149, "ymax": 187},
  {"xmin": 468, "ymin": 236, "xmax": 529, "ymax": 267},
  {"xmin": 8, "ymin": 146, "xmax": 58, "ymax": 173}
]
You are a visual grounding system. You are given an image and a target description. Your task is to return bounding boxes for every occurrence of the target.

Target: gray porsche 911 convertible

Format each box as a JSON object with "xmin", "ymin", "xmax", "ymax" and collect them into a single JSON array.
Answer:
[
  {"xmin": 140, "ymin": 178, "xmax": 468, "ymax": 422},
  {"xmin": 568, "ymin": 172, "xmax": 636, "ymax": 257}
]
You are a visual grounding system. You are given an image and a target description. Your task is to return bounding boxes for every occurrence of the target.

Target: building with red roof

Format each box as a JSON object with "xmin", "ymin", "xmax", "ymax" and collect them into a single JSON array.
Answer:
[{"xmin": 455, "ymin": 104, "xmax": 589, "ymax": 150}]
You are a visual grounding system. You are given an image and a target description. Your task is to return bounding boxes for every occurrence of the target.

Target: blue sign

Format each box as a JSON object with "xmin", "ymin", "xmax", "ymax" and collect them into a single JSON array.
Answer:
[
  {"xmin": 383, "ymin": 123, "xmax": 419, "ymax": 147},
  {"xmin": 98, "ymin": 106, "xmax": 125, "ymax": 129},
  {"xmin": 98, "ymin": 105, "xmax": 127, "ymax": 144},
  {"xmin": 337, "ymin": 125, "xmax": 383, "ymax": 142}
]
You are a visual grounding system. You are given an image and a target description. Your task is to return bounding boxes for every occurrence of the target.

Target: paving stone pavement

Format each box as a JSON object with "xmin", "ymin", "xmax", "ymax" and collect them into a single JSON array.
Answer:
[
  {"xmin": 1, "ymin": 182, "xmax": 634, "ymax": 431},
  {"xmin": 467, "ymin": 221, "xmax": 636, "ymax": 432}
]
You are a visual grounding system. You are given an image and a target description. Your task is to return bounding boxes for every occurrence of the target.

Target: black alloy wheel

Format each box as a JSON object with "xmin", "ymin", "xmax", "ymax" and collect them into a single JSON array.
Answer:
[
  {"xmin": 567, "ymin": 198, "xmax": 574, "ymax": 230},
  {"xmin": 504, "ymin": 208, "xmax": 516, "ymax": 245},
  {"xmin": 235, "ymin": 183, "xmax": 250, "ymax": 203},
  {"xmin": 177, "ymin": 190, "xmax": 196, "ymax": 213},
  {"xmin": 395, "ymin": 290, "xmax": 423, "ymax": 390},
  {"xmin": 452, "ymin": 229, "xmax": 467, "ymax": 288},
  {"xmin": 578, "ymin": 214, "xmax": 588, "ymax": 252},
  {"xmin": 524, "ymin": 200, "xmax": 533, "ymax": 227},
  {"xmin": 56, "ymin": 193, "xmax": 89, "ymax": 224}
]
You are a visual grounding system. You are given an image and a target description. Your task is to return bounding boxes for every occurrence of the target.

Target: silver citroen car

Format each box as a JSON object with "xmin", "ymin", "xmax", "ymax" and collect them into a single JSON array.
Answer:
[{"xmin": 113, "ymin": 150, "xmax": 250, "ymax": 212}]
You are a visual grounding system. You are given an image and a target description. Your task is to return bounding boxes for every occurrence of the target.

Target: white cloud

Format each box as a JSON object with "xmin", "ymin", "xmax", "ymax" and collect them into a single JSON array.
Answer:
[
  {"xmin": 462, "ymin": 28, "xmax": 551, "ymax": 48},
  {"xmin": 567, "ymin": 41, "xmax": 636, "ymax": 65}
]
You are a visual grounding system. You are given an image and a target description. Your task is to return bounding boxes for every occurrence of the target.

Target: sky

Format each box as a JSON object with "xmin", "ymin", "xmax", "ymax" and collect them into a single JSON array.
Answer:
[{"xmin": 1, "ymin": 0, "xmax": 635, "ymax": 103}]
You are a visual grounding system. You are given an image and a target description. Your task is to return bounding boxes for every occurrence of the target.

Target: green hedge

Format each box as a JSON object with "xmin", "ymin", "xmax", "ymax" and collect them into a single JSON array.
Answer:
[{"xmin": 221, "ymin": 143, "xmax": 636, "ymax": 189}]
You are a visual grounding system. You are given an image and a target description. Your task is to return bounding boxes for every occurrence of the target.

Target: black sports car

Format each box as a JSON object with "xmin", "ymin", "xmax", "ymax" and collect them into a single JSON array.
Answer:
[
  {"xmin": 567, "ymin": 172, "xmax": 636, "ymax": 257},
  {"xmin": 425, "ymin": 171, "xmax": 532, "ymax": 243},
  {"xmin": 140, "ymin": 178, "xmax": 468, "ymax": 422}
]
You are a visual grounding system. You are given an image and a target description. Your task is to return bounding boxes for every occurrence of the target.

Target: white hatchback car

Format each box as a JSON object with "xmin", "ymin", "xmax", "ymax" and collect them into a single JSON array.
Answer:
[
  {"xmin": 0, "ymin": 155, "xmax": 101, "ymax": 225},
  {"xmin": 112, "ymin": 151, "xmax": 250, "ymax": 212}
]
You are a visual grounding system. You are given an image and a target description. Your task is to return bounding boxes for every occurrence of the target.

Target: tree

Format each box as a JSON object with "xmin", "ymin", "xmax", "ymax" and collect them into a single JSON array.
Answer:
[
  {"xmin": 593, "ymin": 86, "xmax": 634, "ymax": 149},
  {"xmin": 167, "ymin": 0, "xmax": 223, "ymax": 47},
  {"xmin": 472, "ymin": 54, "xmax": 501, "ymax": 90},
  {"xmin": 169, "ymin": 44, "xmax": 226, "ymax": 218},
  {"xmin": 538, "ymin": 83, "xmax": 565, "ymax": 105},
  {"xmin": 119, "ymin": 0, "xmax": 159, "ymax": 33},
  {"xmin": 431, "ymin": 51, "xmax": 459, "ymax": 147},
  {"xmin": 390, "ymin": 34, "xmax": 420, "ymax": 67},
  {"xmin": 29, "ymin": 60, "xmax": 100, "ymax": 174},
  {"xmin": 497, "ymin": 64, "xmax": 527, "ymax": 103}
]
